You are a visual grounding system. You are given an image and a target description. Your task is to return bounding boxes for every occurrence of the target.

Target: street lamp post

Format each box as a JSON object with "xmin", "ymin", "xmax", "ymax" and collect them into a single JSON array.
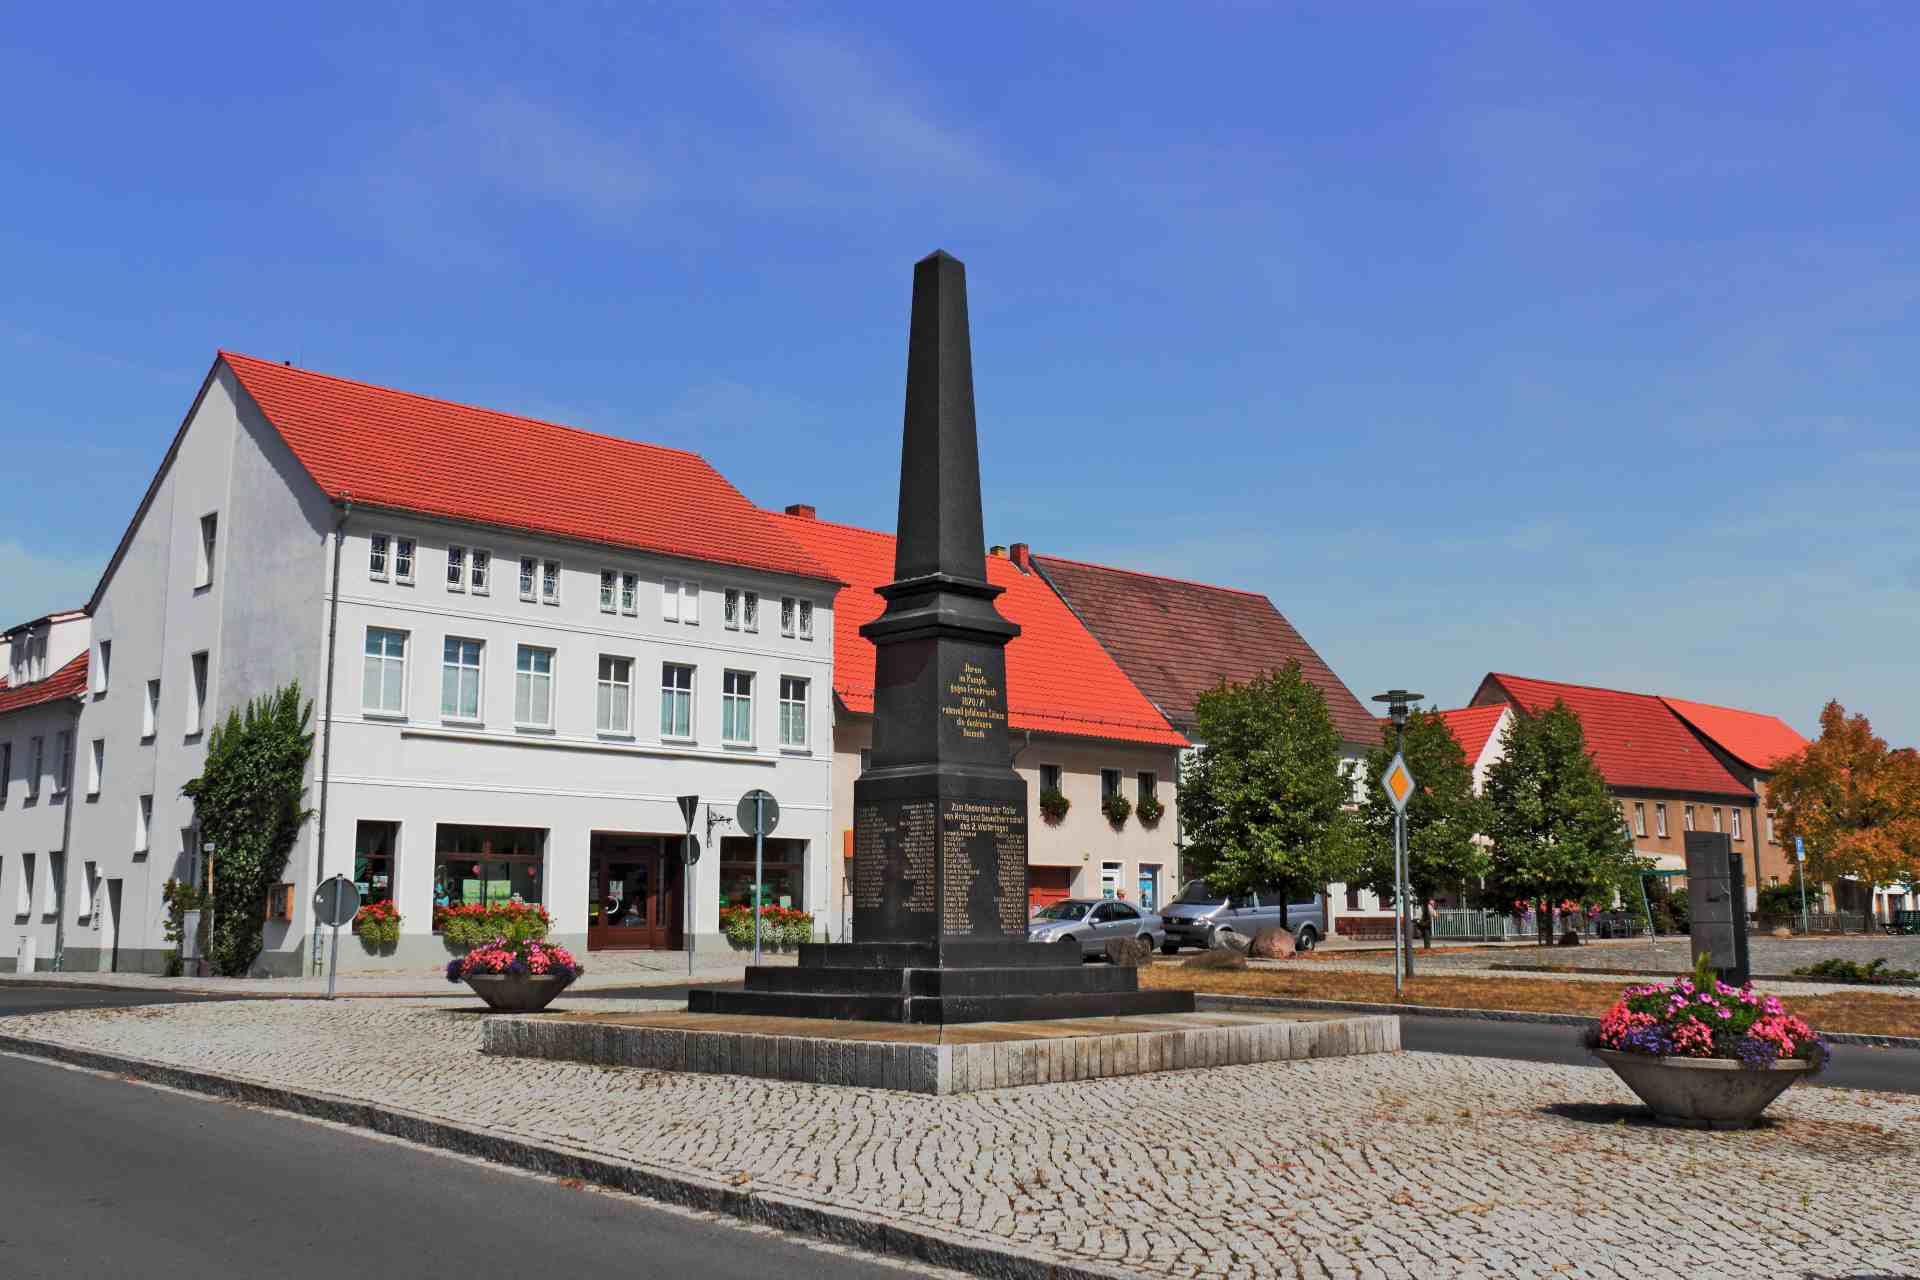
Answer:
[{"xmin": 1371, "ymin": 689, "xmax": 1424, "ymax": 988}]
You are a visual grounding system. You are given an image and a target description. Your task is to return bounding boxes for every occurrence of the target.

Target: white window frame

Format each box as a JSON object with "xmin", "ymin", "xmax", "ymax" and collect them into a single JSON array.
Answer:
[
  {"xmin": 619, "ymin": 571, "xmax": 639, "ymax": 616},
  {"xmin": 599, "ymin": 569, "xmax": 618, "ymax": 614},
  {"xmin": 441, "ymin": 637, "xmax": 485, "ymax": 723},
  {"xmin": 1684, "ymin": 805, "xmax": 1695, "ymax": 832},
  {"xmin": 393, "ymin": 536, "xmax": 416, "ymax": 586},
  {"xmin": 27, "ymin": 736, "xmax": 44, "ymax": 800},
  {"xmin": 540, "ymin": 559, "xmax": 561, "ymax": 606},
  {"xmin": 88, "ymin": 738, "xmax": 103, "ymax": 797},
  {"xmin": 188, "ymin": 652, "xmax": 209, "ymax": 736},
  {"xmin": 1766, "ymin": 812, "xmax": 1775, "ymax": 843},
  {"xmin": 469, "ymin": 548, "xmax": 491, "ymax": 595},
  {"xmin": 136, "ymin": 793, "xmax": 153, "ymax": 854},
  {"xmin": 52, "ymin": 730, "xmax": 72, "ymax": 798},
  {"xmin": 682, "ymin": 581, "xmax": 699, "ymax": 625},
  {"xmin": 780, "ymin": 596, "xmax": 797, "ymax": 638},
  {"xmin": 1655, "ymin": 804, "xmax": 1668, "ymax": 838},
  {"xmin": 369, "ymin": 533, "xmax": 391, "ymax": 581},
  {"xmin": 1039, "ymin": 763, "xmax": 1063, "ymax": 794},
  {"xmin": 1731, "ymin": 808, "xmax": 1742, "ymax": 840},
  {"xmin": 362, "ymin": 627, "xmax": 410, "ymax": 718},
  {"xmin": 662, "ymin": 578, "xmax": 681, "ymax": 623},
  {"xmin": 724, "ymin": 588, "xmax": 741, "ymax": 630},
  {"xmin": 743, "ymin": 590, "xmax": 759, "ymax": 633},
  {"xmin": 447, "ymin": 545, "xmax": 468, "ymax": 593},
  {"xmin": 1712, "ymin": 807, "xmax": 1723, "ymax": 833},
  {"xmin": 95, "ymin": 639, "xmax": 111, "ymax": 695},
  {"xmin": 798, "ymin": 599, "xmax": 814, "ymax": 641},
  {"xmin": 660, "ymin": 663, "xmax": 694, "ymax": 741},
  {"xmin": 0, "ymin": 742, "xmax": 10, "ymax": 806},
  {"xmin": 196, "ymin": 512, "xmax": 217, "ymax": 589},
  {"xmin": 514, "ymin": 644, "xmax": 555, "ymax": 729},
  {"xmin": 596, "ymin": 654, "xmax": 634, "ymax": 737},
  {"xmin": 518, "ymin": 556, "xmax": 538, "ymax": 602},
  {"xmin": 17, "ymin": 853, "xmax": 33, "ymax": 916},
  {"xmin": 721, "ymin": 670, "xmax": 755, "ymax": 746},
  {"xmin": 79, "ymin": 861, "xmax": 97, "ymax": 923},
  {"xmin": 778, "ymin": 675, "xmax": 809, "ymax": 749},
  {"xmin": 1632, "ymin": 802, "xmax": 1646, "ymax": 837}
]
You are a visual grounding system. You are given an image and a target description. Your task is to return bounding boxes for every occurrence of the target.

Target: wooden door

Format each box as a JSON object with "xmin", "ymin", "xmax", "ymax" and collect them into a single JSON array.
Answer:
[{"xmin": 588, "ymin": 838, "xmax": 680, "ymax": 950}]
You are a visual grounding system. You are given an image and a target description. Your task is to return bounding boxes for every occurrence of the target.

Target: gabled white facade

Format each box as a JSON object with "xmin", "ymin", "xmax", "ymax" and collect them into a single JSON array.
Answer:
[
  {"xmin": 0, "ymin": 613, "xmax": 89, "ymax": 972},
  {"xmin": 4, "ymin": 359, "xmax": 838, "ymax": 975}
]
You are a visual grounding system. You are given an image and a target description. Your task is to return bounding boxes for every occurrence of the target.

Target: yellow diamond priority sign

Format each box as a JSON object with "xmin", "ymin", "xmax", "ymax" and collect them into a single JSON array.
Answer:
[{"xmin": 1380, "ymin": 753, "xmax": 1416, "ymax": 813}]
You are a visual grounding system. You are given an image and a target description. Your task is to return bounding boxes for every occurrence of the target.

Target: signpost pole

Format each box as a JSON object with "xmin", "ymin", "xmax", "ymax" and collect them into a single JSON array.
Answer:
[
  {"xmin": 1796, "ymin": 837, "xmax": 1809, "ymax": 935},
  {"xmin": 753, "ymin": 792, "xmax": 765, "ymax": 966},
  {"xmin": 1393, "ymin": 806, "xmax": 1405, "ymax": 994},
  {"xmin": 326, "ymin": 878, "xmax": 342, "ymax": 1002},
  {"xmin": 686, "ymin": 830, "xmax": 695, "ymax": 978}
]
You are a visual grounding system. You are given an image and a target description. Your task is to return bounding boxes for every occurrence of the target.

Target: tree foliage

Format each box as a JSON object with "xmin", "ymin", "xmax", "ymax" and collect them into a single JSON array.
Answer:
[
  {"xmin": 1357, "ymin": 709, "xmax": 1492, "ymax": 912},
  {"xmin": 180, "ymin": 683, "xmax": 315, "ymax": 976},
  {"xmin": 1176, "ymin": 663, "xmax": 1356, "ymax": 911},
  {"xmin": 1768, "ymin": 701, "xmax": 1920, "ymax": 901},
  {"xmin": 1482, "ymin": 699, "xmax": 1640, "ymax": 940}
]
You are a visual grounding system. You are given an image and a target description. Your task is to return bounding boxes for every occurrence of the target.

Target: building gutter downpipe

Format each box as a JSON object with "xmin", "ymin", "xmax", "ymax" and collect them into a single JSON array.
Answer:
[{"xmin": 310, "ymin": 492, "xmax": 351, "ymax": 974}]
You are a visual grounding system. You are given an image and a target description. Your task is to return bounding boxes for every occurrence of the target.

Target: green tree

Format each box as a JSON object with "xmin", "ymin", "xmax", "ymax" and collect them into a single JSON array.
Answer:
[
  {"xmin": 1176, "ymin": 662, "xmax": 1357, "ymax": 929},
  {"xmin": 181, "ymin": 683, "xmax": 315, "ymax": 976},
  {"xmin": 1358, "ymin": 709, "xmax": 1492, "ymax": 947},
  {"xmin": 1482, "ymin": 699, "xmax": 1639, "ymax": 944}
]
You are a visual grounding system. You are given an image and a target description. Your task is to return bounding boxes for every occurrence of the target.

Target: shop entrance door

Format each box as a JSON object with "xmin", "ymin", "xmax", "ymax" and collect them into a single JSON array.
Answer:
[{"xmin": 588, "ymin": 835, "xmax": 681, "ymax": 950}]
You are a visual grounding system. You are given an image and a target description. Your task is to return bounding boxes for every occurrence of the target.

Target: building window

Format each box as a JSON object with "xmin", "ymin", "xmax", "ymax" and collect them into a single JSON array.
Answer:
[
  {"xmin": 798, "ymin": 600, "xmax": 814, "ymax": 641},
  {"xmin": 600, "ymin": 569, "xmax": 617, "ymax": 613},
  {"xmin": 859, "ymin": 748, "xmax": 872, "ymax": 775},
  {"xmin": 447, "ymin": 546, "xmax": 467, "ymax": 592},
  {"xmin": 136, "ymin": 794, "xmax": 153, "ymax": 854},
  {"xmin": 1633, "ymin": 803, "xmax": 1646, "ymax": 837},
  {"xmin": 662, "ymin": 578, "xmax": 681, "ymax": 622},
  {"xmin": 597, "ymin": 656, "xmax": 633, "ymax": 736},
  {"xmin": 432, "ymin": 824, "xmax": 544, "ymax": 917},
  {"xmin": 724, "ymin": 588, "xmax": 741, "ymax": 630},
  {"xmin": 518, "ymin": 556, "xmax": 537, "ymax": 601},
  {"xmin": 720, "ymin": 836, "xmax": 805, "ymax": 910},
  {"xmin": 88, "ymin": 738, "xmax": 104, "ymax": 796},
  {"xmin": 779, "ymin": 676, "xmax": 808, "ymax": 748},
  {"xmin": 1766, "ymin": 812, "xmax": 1775, "ymax": 843},
  {"xmin": 188, "ymin": 652, "xmax": 209, "ymax": 736},
  {"xmin": 95, "ymin": 640, "xmax": 111, "ymax": 695},
  {"xmin": 354, "ymin": 820, "xmax": 399, "ymax": 906},
  {"xmin": 1100, "ymin": 768, "xmax": 1122, "ymax": 801},
  {"xmin": 743, "ymin": 591, "xmax": 759, "ymax": 632},
  {"xmin": 1138, "ymin": 771, "xmax": 1157, "ymax": 804},
  {"xmin": 660, "ymin": 663, "xmax": 693, "ymax": 739},
  {"xmin": 393, "ymin": 537, "xmax": 416, "ymax": 585},
  {"xmin": 470, "ymin": 549, "xmax": 490, "ymax": 594},
  {"xmin": 1040, "ymin": 764, "xmax": 1063, "ymax": 794},
  {"xmin": 1731, "ymin": 809, "xmax": 1743, "ymax": 841},
  {"xmin": 722, "ymin": 670, "xmax": 754, "ymax": 745},
  {"xmin": 1655, "ymin": 804, "xmax": 1668, "ymax": 838},
  {"xmin": 441, "ymin": 638, "xmax": 484, "ymax": 721},
  {"xmin": 53, "ymin": 730, "xmax": 72, "ymax": 798},
  {"xmin": 0, "ymin": 742, "xmax": 10, "ymax": 806},
  {"xmin": 514, "ymin": 646, "xmax": 555, "ymax": 728},
  {"xmin": 1684, "ymin": 805, "xmax": 1695, "ymax": 831},
  {"xmin": 1712, "ymin": 807, "xmax": 1723, "ymax": 833},
  {"xmin": 540, "ymin": 559, "xmax": 560, "ymax": 605},
  {"xmin": 27, "ymin": 736, "xmax": 43, "ymax": 800},
  {"xmin": 197, "ymin": 513, "xmax": 218, "ymax": 588},
  {"xmin": 363, "ymin": 627, "xmax": 408, "ymax": 716},
  {"xmin": 780, "ymin": 596, "xmax": 797, "ymax": 637},
  {"xmin": 18, "ymin": 853, "xmax": 34, "ymax": 916},
  {"xmin": 681, "ymin": 581, "xmax": 699, "ymax": 624},
  {"xmin": 619, "ymin": 571, "xmax": 638, "ymax": 615},
  {"xmin": 369, "ymin": 533, "xmax": 390, "ymax": 581},
  {"xmin": 80, "ymin": 861, "xmax": 97, "ymax": 922}
]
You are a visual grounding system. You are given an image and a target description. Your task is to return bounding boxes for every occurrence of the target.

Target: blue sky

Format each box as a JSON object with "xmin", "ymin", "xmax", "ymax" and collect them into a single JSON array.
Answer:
[{"xmin": 4, "ymin": 3, "xmax": 1916, "ymax": 742}]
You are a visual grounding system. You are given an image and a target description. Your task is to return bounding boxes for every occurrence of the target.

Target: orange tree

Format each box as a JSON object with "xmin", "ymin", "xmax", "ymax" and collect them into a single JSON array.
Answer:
[{"xmin": 1768, "ymin": 701, "xmax": 1920, "ymax": 924}]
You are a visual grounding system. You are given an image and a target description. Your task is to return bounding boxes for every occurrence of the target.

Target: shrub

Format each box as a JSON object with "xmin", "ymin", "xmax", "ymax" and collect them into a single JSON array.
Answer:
[
  {"xmin": 446, "ymin": 937, "xmax": 583, "ymax": 985},
  {"xmin": 436, "ymin": 902, "xmax": 551, "ymax": 949},
  {"xmin": 1101, "ymin": 790, "xmax": 1133, "ymax": 827},
  {"xmin": 353, "ymin": 899, "xmax": 402, "ymax": 948},
  {"xmin": 160, "ymin": 878, "xmax": 209, "ymax": 977},
  {"xmin": 1586, "ymin": 957, "xmax": 1828, "ymax": 1072},
  {"xmin": 1791, "ymin": 957, "xmax": 1919, "ymax": 983},
  {"xmin": 720, "ymin": 904, "xmax": 814, "ymax": 947},
  {"xmin": 1039, "ymin": 788, "xmax": 1070, "ymax": 824},
  {"xmin": 1137, "ymin": 793, "xmax": 1165, "ymax": 826}
]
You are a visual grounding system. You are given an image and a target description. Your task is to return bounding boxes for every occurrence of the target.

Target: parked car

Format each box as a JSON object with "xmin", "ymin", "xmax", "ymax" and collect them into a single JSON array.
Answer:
[
  {"xmin": 1159, "ymin": 880, "xmax": 1326, "ymax": 954},
  {"xmin": 1027, "ymin": 898, "xmax": 1167, "ymax": 958}
]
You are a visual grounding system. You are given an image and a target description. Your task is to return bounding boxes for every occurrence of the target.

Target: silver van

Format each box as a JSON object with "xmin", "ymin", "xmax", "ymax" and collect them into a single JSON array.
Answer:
[{"xmin": 1159, "ymin": 880, "xmax": 1327, "ymax": 954}]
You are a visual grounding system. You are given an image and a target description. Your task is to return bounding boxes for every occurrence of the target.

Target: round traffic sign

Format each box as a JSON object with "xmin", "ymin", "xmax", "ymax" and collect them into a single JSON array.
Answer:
[
  {"xmin": 313, "ymin": 875, "xmax": 361, "ymax": 927},
  {"xmin": 683, "ymin": 834, "xmax": 702, "ymax": 866},
  {"xmin": 736, "ymin": 789, "xmax": 780, "ymax": 836}
]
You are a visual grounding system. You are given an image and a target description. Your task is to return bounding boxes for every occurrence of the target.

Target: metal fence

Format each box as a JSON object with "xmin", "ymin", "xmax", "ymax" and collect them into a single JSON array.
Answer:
[
  {"xmin": 1758, "ymin": 911, "xmax": 1869, "ymax": 935},
  {"xmin": 1429, "ymin": 909, "xmax": 1611, "ymax": 942}
]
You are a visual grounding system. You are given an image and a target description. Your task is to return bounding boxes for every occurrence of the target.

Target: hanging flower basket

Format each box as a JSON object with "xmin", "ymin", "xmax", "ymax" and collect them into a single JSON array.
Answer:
[
  {"xmin": 1039, "ymin": 788, "xmax": 1071, "ymax": 824},
  {"xmin": 1101, "ymin": 791, "xmax": 1133, "ymax": 827},
  {"xmin": 1136, "ymin": 793, "xmax": 1165, "ymax": 826},
  {"xmin": 353, "ymin": 900, "xmax": 402, "ymax": 950}
]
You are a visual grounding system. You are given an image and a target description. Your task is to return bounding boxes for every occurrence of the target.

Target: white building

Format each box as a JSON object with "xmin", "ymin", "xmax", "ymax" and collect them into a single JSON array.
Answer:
[
  {"xmin": 0, "ymin": 611, "xmax": 90, "ymax": 972},
  {"xmin": 4, "ymin": 351, "xmax": 840, "ymax": 974}
]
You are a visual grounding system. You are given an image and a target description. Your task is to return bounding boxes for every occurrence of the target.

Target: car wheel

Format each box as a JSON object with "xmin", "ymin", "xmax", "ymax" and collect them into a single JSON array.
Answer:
[
  {"xmin": 1160, "ymin": 941, "xmax": 1181, "ymax": 955},
  {"xmin": 1296, "ymin": 926, "xmax": 1318, "ymax": 952}
]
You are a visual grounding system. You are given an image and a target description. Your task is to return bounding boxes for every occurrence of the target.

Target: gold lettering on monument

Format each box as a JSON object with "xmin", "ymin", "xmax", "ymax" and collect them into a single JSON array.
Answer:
[
  {"xmin": 940, "ymin": 661, "xmax": 1008, "ymax": 740},
  {"xmin": 941, "ymin": 800, "xmax": 1028, "ymax": 935},
  {"xmin": 852, "ymin": 800, "xmax": 937, "ymax": 914}
]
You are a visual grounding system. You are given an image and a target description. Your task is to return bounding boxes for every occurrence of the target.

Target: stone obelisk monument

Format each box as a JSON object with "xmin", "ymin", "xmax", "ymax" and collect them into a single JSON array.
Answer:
[{"xmin": 692, "ymin": 251, "xmax": 1191, "ymax": 1023}]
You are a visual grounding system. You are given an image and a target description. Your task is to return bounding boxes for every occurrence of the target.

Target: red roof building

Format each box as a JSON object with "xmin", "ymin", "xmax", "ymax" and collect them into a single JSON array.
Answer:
[
  {"xmin": 1433, "ymin": 704, "xmax": 1510, "ymax": 772},
  {"xmin": 0, "ymin": 652, "xmax": 88, "ymax": 718},
  {"xmin": 1659, "ymin": 698, "xmax": 1808, "ymax": 772},
  {"xmin": 1024, "ymin": 550, "xmax": 1377, "ymax": 747}
]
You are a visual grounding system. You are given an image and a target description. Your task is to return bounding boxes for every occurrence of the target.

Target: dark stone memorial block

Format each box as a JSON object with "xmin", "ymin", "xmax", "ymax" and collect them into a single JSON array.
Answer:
[
  {"xmin": 1684, "ymin": 831, "xmax": 1750, "ymax": 986},
  {"xmin": 691, "ymin": 251, "xmax": 1192, "ymax": 1023}
]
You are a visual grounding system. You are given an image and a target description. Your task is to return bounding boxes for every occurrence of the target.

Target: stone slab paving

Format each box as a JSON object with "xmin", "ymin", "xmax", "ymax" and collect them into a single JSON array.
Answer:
[{"xmin": 5, "ymin": 998, "xmax": 1919, "ymax": 1278}]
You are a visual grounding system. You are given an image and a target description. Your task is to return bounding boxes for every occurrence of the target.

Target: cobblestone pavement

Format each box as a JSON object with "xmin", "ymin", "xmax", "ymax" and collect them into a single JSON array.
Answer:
[{"xmin": 6, "ymin": 998, "xmax": 1919, "ymax": 1279}]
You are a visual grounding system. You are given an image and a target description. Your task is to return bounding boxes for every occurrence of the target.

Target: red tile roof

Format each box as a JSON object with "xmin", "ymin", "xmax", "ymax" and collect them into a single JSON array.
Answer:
[
  {"xmin": 767, "ymin": 515, "xmax": 1187, "ymax": 748},
  {"xmin": 1659, "ymin": 697, "xmax": 1808, "ymax": 772},
  {"xmin": 0, "ymin": 652, "xmax": 88, "ymax": 718},
  {"xmin": 1435, "ymin": 704, "xmax": 1508, "ymax": 764},
  {"xmin": 220, "ymin": 351, "xmax": 833, "ymax": 584},
  {"xmin": 1030, "ymin": 555, "xmax": 1377, "ymax": 745},
  {"xmin": 1477, "ymin": 674, "xmax": 1752, "ymax": 799}
]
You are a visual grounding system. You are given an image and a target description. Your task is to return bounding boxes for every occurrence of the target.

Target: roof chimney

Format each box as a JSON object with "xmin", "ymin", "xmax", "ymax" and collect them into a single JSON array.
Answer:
[
  {"xmin": 1009, "ymin": 542, "xmax": 1032, "ymax": 573},
  {"xmin": 784, "ymin": 503, "xmax": 817, "ymax": 519},
  {"xmin": 988, "ymin": 545, "xmax": 1007, "ymax": 558}
]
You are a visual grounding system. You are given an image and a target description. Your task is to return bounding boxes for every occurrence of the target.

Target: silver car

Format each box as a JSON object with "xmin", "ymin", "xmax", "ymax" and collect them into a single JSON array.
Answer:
[
  {"xmin": 1159, "ymin": 880, "xmax": 1326, "ymax": 954},
  {"xmin": 1027, "ymin": 898, "xmax": 1167, "ymax": 958}
]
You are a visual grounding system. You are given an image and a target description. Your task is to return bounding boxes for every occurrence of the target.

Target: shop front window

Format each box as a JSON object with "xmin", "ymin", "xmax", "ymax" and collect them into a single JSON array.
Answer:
[
  {"xmin": 353, "ymin": 820, "xmax": 399, "ymax": 904},
  {"xmin": 719, "ymin": 836, "xmax": 805, "ymax": 909},
  {"xmin": 432, "ymin": 824, "xmax": 545, "ymax": 922}
]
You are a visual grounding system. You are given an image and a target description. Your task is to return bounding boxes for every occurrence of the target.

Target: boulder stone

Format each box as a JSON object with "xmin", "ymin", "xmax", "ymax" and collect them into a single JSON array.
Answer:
[
  {"xmin": 1182, "ymin": 947, "xmax": 1247, "ymax": 971},
  {"xmin": 1212, "ymin": 929, "xmax": 1252, "ymax": 955},
  {"xmin": 1249, "ymin": 927, "xmax": 1297, "ymax": 960},
  {"xmin": 1104, "ymin": 936, "xmax": 1152, "ymax": 967},
  {"xmin": 1771, "ymin": 925, "xmax": 1793, "ymax": 939}
]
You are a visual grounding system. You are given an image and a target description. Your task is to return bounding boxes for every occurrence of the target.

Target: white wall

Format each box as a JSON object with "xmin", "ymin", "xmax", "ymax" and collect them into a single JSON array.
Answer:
[{"xmin": 0, "ymin": 693, "xmax": 84, "ymax": 971}]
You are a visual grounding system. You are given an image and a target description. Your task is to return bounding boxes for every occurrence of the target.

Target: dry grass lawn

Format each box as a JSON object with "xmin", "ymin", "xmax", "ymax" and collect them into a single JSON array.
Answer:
[{"xmin": 1138, "ymin": 965, "xmax": 1920, "ymax": 1037}]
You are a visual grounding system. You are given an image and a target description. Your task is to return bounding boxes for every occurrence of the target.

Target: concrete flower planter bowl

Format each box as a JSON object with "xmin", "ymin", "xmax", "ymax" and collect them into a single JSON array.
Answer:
[
  {"xmin": 464, "ymin": 974, "xmax": 572, "ymax": 1013},
  {"xmin": 1594, "ymin": 1049, "xmax": 1813, "ymax": 1129}
]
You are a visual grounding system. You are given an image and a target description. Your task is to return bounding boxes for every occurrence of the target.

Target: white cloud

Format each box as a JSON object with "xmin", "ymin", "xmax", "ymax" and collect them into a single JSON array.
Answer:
[{"xmin": 0, "ymin": 541, "xmax": 99, "ymax": 630}]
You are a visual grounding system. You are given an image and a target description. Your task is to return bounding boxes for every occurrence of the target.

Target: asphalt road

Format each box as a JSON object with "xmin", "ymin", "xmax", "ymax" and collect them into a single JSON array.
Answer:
[
  {"xmin": 0, "ymin": 1052, "xmax": 922, "ymax": 1280},
  {"xmin": 1401, "ymin": 1013, "xmax": 1920, "ymax": 1094},
  {"xmin": 0, "ymin": 985, "xmax": 231, "ymax": 1016}
]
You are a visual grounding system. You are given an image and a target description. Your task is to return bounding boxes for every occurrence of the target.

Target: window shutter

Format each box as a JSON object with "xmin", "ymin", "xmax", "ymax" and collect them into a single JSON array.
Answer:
[
  {"xmin": 683, "ymin": 582, "xmax": 699, "ymax": 624},
  {"xmin": 663, "ymin": 578, "xmax": 680, "ymax": 622}
]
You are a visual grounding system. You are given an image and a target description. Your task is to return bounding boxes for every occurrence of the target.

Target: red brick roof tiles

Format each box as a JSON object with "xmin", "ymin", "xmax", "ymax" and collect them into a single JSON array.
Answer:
[
  {"xmin": 1434, "ymin": 704, "xmax": 1508, "ymax": 764},
  {"xmin": 1030, "ymin": 555, "xmax": 1377, "ymax": 745},
  {"xmin": 1478, "ymin": 674, "xmax": 1752, "ymax": 799},
  {"xmin": 220, "ymin": 351, "xmax": 832, "ymax": 584},
  {"xmin": 0, "ymin": 652, "xmax": 88, "ymax": 717},
  {"xmin": 1659, "ymin": 697, "xmax": 1809, "ymax": 772},
  {"xmin": 768, "ymin": 515, "xmax": 1187, "ymax": 749}
]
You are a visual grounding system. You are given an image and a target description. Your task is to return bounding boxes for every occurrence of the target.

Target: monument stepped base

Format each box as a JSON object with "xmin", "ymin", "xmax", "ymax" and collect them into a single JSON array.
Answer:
[
  {"xmin": 483, "ymin": 1008, "xmax": 1400, "ymax": 1095},
  {"xmin": 686, "ymin": 938, "xmax": 1195, "ymax": 1024}
]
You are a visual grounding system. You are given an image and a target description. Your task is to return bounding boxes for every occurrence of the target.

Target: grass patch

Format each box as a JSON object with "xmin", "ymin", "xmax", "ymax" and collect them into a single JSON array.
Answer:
[{"xmin": 1139, "ymin": 966, "xmax": 1920, "ymax": 1037}]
